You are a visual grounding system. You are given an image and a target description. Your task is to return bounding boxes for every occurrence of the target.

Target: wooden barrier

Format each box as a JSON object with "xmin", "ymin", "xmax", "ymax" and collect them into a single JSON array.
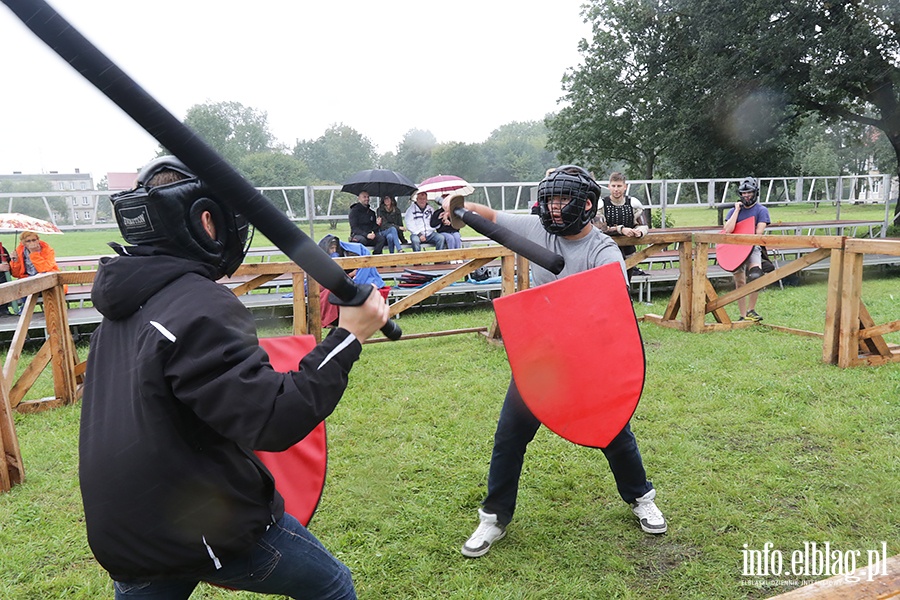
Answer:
[
  {"xmin": 1, "ymin": 234, "xmax": 897, "ymax": 494},
  {"xmin": 629, "ymin": 231, "xmax": 899, "ymax": 366}
]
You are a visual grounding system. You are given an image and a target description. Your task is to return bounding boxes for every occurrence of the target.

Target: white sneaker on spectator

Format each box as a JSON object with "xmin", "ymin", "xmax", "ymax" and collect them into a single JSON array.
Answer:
[
  {"xmin": 461, "ymin": 509, "xmax": 506, "ymax": 557},
  {"xmin": 631, "ymin": 489, "xmax": 667, "ymax": 534}
]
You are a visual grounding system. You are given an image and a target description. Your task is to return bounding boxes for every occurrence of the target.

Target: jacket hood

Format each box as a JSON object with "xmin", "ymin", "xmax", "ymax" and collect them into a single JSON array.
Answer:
[{"xmin": 92, "ymin": 245, "xmax": 219, "ymax": 320}]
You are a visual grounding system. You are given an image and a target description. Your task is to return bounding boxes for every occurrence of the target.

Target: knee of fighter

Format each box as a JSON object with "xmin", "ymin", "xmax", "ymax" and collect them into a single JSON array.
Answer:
[{"xmin": 747, "ymin": 266, "xmax": 764, "ymax": 281}]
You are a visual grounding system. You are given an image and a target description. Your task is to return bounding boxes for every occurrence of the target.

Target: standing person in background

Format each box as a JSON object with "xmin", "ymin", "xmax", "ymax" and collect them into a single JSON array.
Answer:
[
  {"xmin": 376, "ymin": 195, "xmax": 407, "ymax": 253},
  {"xmin": 593, "ymin": 172, "xmax": 649, "ymax": 280},
  {"xmin": 348, "ymin": 191, "xmax": 387, "ymax": 254},
  {"xmin": 723, "ymin": 176, "xmax": 771, "ymax": 322},
  {"xmin": 404, "ymin": 191, "xmax": 446, "ymax": 252}
]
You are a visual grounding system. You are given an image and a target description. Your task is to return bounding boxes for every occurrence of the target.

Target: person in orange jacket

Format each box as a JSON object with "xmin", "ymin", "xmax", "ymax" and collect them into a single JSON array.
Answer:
[{"xmin": 10, "ymin": 231, "xmax": 66, "ymax": 296}]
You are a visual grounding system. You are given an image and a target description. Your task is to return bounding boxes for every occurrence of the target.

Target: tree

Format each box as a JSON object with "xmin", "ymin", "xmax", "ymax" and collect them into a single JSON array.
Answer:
[
  {"xmin": 392, "ymin": 129, "xmax": 437, "ymax": 184},
  {"xmin": 481, "ymin": 121, "xmax": 558, "ymax": 182},
  {"xmin": 293, "ymin": 124, "xmax": 376, "ymax": 184},
  {"xmin": 429, "ymin": 142, "xmax": 485, "ymax": 183},
  {"xmin": 560, "ymin": 0, "xmax": 900, "ymax": 218},
  {"xmin": 175, "ymin": 101, "xmax": 275, "ymax": 165}
]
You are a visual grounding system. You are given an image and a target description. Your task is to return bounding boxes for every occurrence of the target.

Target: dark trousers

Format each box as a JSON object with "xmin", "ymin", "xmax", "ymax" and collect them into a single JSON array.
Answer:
[
  {"xmin": 483, "ymin": 378, "xmax": 653, "ymax": 526},
  {"xmin": 350, "ymin": 233, "xmax": 386, "ymax": 254}
]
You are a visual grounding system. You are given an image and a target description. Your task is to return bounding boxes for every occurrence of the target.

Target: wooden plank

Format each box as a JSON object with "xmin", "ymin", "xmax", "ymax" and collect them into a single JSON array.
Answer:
[
  {"xmin": 837, "ymin": 252, "xmax": 864, "ymax": 368},
  {"xmin": 662, "ymin": 275, "xmax": 683, "ymax": 322},
  {"xmin": 291, "ymin": 272, "xmax": 307, "ymax": 337},
  {"xmin": 858, "ymin": 318, "xmax": 900, "ymax": 341},
  {"xmin": 767, "ymin": 553, "xmax": 900, "ymax": 600},
  {"xmin": 762, "ymin": 324, "xmax": 824, "ymax": 338},
  {"xmin": 856, "ymin": 302, "xmax": 892, "ymax": 358},
  {"xmin": 705, "ymin": 280, "xmax": 731, "ymax": 325},
  {"xmin": 2, "ymin": 294, "xmax": 39, "ymax": 390},
  {"xmin": 822, "ymin": 247, "xmax": 845, "ymax": 365},
  {"xmin": 9, "ymin": 341, "xmax": 51, "ymax": 409},
  {"xmin": 706, "ymin": 249, "xmax": 830, "ymax": 313},
  {"xmin": 679, "ymin": 242, "xmax": 694, "ymax": 329},
  {"xmin": 690, "ymin": 242, "xmax": 709, "ymax": 332},
  {"xmin": 641, "ymin": 313, "xmax": 686, "ymax": 330},
  {"xmin": 42, "ymin": 285, "xmax": 78, "ymax": 406}
]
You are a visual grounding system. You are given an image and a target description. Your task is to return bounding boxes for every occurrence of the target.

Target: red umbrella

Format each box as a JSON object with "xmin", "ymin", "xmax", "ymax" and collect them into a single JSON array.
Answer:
[
  {"xmin": 0, "ymin": 213, "xmax": 63, "ymax": 234},
  {"xmin": 416, "ymin": 175, "xmax": 475, "ymax": 199}
]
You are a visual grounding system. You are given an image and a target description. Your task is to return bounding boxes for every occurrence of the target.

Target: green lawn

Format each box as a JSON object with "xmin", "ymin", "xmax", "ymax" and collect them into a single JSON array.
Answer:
[{"xmin": 1, "ymin": 271, "xmax": 897, "ymax": 599}]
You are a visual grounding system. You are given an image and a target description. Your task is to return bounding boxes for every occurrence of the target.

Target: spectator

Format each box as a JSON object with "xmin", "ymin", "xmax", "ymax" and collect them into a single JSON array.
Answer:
[
  {"xmin": 10, "ymin": 231, "xmax": 66, "ymax": 295},
  {"xmin": 79, "ymin": 156, "xmax": 387, "ymax": 599},
  {"xmin": 404, "ymin": 191, "xmax": 446, "ymax": 252},
  {"xmin": 376, "ymin": 194, "xmax": 406, "ymax": 253},
  {"xmin": 451, "ymin": 165, "xmax": 667, "ymax": 559},
  {"xmin": 0, "ymin": 241, "xmax": 18, "ymax": 315},
  {"xmin": 723, "ymin": 176, "xmax": 771, "ymax": 322},
  {"xmin": 593, "ymin": 172, "xmax": 649, "ymax": 280},
  {"xmin": 348, "ymin": 191, "xmax": 386, "ymax": 254},
  {"xmin": 430, "ymin": 198, "xmax": 463, "ymax": 250}
]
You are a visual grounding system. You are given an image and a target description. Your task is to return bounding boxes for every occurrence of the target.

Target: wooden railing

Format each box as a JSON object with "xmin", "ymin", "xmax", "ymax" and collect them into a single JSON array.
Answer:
[{"xmin": 1, "ymin": 236, "xmax": 898, "ymax": 494}]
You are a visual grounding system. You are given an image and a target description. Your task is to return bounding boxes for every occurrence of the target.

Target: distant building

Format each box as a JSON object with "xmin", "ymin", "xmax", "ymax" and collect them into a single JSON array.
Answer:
[{"xmin": 0, "ymin": 169, "xmax": 97, "ymax": 224}]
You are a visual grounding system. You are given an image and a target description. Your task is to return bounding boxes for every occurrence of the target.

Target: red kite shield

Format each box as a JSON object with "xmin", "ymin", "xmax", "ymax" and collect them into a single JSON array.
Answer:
[
  {"xmin": 256, "ymin": 336, "xmax": 327, "ymax": 526},
  {"xmin": 493, "ymin": 263, "xmax": 645, "ymax": 448},
  {"xmin": 716, "ymin": 216, "xmax": 756, "ymax": 272}
]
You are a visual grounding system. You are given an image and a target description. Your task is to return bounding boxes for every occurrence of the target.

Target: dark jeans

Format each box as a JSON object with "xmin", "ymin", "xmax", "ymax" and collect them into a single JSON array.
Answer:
[
  {"xmin": 112, "ymin": 513, "xmax": 355, "ymax": 599},
  {"xmin": 350, "ymin": 233, "xmax": 386, "ymax": 254},
  {"xmin": 483, "ymin": 378, "xmax": 653, "ymax": 526}
]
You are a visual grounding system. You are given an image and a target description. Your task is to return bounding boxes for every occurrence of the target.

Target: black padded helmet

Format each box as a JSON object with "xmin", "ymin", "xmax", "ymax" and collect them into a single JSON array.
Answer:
[
  {"xmin": 536, "ymin": 165, "xmax": 601, "ymax": 236},
  {"xmin": 737, "ymin": 177, "xmax": 760, "ymax": 207},
  {"xmin": 110, "ymin": 156, "xmax": 251, "ymax": 278}
]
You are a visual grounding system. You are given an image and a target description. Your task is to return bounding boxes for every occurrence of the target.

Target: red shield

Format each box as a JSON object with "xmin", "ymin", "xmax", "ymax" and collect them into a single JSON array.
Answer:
[
  {"xmin": 716, "ymin": 217, "xmax": 756, "ymax": 272},
  {"xmin": 493, "ymin": 264, "xmax": 644, "ymax": 448},
  {"xmin": 256, "ymin": 336, "xmax": 327, "ymax": 526}
]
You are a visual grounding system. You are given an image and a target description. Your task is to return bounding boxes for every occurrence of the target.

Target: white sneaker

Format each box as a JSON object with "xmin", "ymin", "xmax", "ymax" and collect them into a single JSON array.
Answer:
[
  {"xmin": 461, "ymin": 509, "xmax": 506, "ymax": 557},
  {"xmin": 631, "ymin": 489, "xmax": 667, "ymax": 534}
]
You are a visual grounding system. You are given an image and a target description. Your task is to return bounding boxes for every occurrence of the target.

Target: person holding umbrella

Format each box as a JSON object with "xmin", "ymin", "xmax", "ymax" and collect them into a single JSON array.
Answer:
[
  {"xmin": 376, "ymin": 195, "xmax": 407, "ymax": 253},
  {"xmin": 348, "ymin": 192, "xmax": 387, "ymax": 254}
]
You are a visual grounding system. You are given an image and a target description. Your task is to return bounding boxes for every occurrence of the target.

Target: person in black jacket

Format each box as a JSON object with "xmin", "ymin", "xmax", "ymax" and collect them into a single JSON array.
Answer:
[
  {"xmin": 348, "ymin": 191, "xmax": 386, "ymax": 254},
  {"xmin": 79, "ymin": 157, "xmax": 388, "ymax": 599}
]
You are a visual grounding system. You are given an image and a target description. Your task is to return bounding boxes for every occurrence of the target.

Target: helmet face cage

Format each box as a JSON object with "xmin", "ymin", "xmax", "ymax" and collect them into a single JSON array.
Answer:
[
  {"xmin": 537, "ymin": 166, "xmax": 601, "ymax": 236},
  {"xmin": 111, "ymin": 157, "xmax": 251, "ymax": 277},
  {"xmin": 738, "ymin": 177, "xmax": 759, "ymax": 207}
]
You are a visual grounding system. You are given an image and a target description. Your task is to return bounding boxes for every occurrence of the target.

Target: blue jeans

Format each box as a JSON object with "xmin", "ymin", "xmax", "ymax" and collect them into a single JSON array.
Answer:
[
  {"xmin": 440, "ymin": 231, "xmax": 462, "ymax": 250},
  {"xmin": 112, "ymin": 513, "xmax": 356, "ymax": 600},
  {"xmin": 410, "ymin": 231, "xmax": 446, "ymax": 251},
  {"xmin": 483, "ymin": 378, "xmax": 653, "ymax": 526},
  {"xmin": 381, "ymin": 226, "xmax": 403, "ymax": 253}
]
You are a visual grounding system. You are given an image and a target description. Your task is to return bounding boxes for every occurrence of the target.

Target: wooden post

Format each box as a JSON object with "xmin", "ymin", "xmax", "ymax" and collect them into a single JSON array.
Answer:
[
  {"xmin": 679, "ymin": 241, "xmax": 695, "ymax": 331},
  {"xmin": 836, "ymin": 249, "xmax": 864, "ymax": 368},
  {"xmin": 0, "ymin": 364, "xmax": 25, "ymax": 492},
  {"xmin": 307, "ymin": 278, "xmax": 322, "ymax": 342},
  {"xmin": 822, "ymin": 247, "xmax": 845, "ymax": 364},
  {"xmin": 41, "ymin": 283, "xmax": 78, "ymax": 406},
  {"xmin": 291, "ymin": 271, "xmax": 307, "ymax": 336},
  {"xmin": 690, "ymin": 242, "xmax": 709, "ymax": 332}
]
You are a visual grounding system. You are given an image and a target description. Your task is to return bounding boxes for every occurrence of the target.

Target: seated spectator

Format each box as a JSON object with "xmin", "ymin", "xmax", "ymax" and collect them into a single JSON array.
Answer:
[
  {"xmin": 0, "ymin": 241, "xmax": 18, "ymax": 315},
  {"xmin": 348, "ymin": 192, "xmax": 386, "ymax": 254},
  {"xmin": 430, "ymin": 199, "xmax": 462, "ymax": 250},
  {"xmin": 10, "ymin": 231, "xmax": 66, "ymax": 294},
  {"xmin": 317, "ymin": 235, "xmax": 389, "ymax": 328},
  {"xmin": 376, "ymin": 195, "xmax": 406, "ymax": 253},
  {"xmin": 404, "ymin": 191, "xmax": 446, "ymax": 252}
]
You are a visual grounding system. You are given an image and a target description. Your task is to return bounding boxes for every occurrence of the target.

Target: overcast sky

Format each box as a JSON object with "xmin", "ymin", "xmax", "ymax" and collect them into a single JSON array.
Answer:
[{"xmin": 1, "ymin": 0, "xmax": 592, "ymax": 180}]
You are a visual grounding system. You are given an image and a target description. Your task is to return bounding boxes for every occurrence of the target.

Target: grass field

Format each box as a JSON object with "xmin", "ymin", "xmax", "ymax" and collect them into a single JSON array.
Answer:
[{"xmin": 1, "ymin": 269, "xmax": 897, "ymax": 599}]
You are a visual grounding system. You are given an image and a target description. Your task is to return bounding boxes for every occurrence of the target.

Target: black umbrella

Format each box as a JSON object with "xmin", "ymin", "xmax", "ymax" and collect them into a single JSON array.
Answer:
[{"xmin": 341, "ymin": 169, "xmax": 418, "ymax": 197}]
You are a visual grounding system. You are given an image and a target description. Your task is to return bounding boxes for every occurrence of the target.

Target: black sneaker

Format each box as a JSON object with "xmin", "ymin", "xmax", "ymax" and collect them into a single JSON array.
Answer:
[{"xmin": 746, "ymin": 309, "xmax": 762, "ymax": 322}]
